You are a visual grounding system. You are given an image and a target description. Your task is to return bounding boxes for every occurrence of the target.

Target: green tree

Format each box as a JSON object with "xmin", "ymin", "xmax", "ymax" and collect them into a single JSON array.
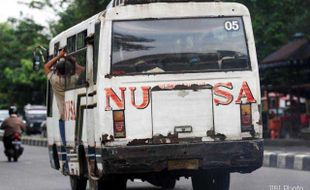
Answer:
[
  {"xmin": 229, "ymin": 0, "xmax": 310, "ymax": 60},
  {"xmin": 0, "ymin": 18, "xmax": 49, "ymax": 109},
  {"xmin": 50, "ymin": 0, "xmax": 110, "ymax": 35},
  {"xmin": 28, "ymin": 0, "xmax": 110, "ymax": 35}
]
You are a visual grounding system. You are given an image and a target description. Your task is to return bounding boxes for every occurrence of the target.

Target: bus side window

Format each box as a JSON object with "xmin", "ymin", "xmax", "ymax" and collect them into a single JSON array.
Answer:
[
  {"xmin": 93, "ymin": 22, "xmax": 101, "ymax": 83},
  {"xmin": 65, "ymin": 30, "xmax": 87, "ymax": 89},
  {"xmin": 54, "ymin": 42, "xmax": 59, "ymax": 56}
]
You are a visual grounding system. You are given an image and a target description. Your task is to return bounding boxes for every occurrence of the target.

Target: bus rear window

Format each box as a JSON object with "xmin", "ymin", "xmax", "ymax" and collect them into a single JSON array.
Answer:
[{"xmin": 112, "ymin": 17, "xmax": 250, "ymax": 75}]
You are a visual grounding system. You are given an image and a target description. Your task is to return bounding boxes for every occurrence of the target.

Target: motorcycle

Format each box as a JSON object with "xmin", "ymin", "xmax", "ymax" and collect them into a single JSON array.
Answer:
[{"xmin": 4, "ymin": 132, "xmax": 24, "ymax": 162}]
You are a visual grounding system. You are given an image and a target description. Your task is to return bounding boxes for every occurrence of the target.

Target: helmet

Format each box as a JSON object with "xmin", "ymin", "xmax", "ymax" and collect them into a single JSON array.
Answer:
[
  {"xmin": 9, "ymin": 106, "xmax": 17, "ymax": 115},
  {"xmin": 55, "ymin": 58, "xmax": 74, "ymax": 76}
]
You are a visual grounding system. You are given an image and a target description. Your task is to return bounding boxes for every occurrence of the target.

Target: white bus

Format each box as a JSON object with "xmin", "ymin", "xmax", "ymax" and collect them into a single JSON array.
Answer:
[{"xmin": 37, "ymin": 0, "xmax": 263, "ymax": 189}]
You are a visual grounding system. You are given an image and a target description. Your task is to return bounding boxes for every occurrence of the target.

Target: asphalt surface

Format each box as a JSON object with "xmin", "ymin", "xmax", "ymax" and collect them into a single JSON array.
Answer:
[
  {"xmin": 1, "ymin": 144, "xmax": 310, "ymax": 190},
  {"xmin": 265, "ymin": 145, "xmax": 310, "ymax": 154}
]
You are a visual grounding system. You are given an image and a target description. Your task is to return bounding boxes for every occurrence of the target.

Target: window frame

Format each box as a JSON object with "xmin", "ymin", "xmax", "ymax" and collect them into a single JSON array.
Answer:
[
  {"xmin": 93, "ymin": 22, "xmax": 101, "ymax": 84},
  {"xmin": 65, "ymin": 30, "xmax": 88, "ymax": 91},
  {"xmin": 110, "ymin": 16, "xmax": 252, "ymax": 77}
]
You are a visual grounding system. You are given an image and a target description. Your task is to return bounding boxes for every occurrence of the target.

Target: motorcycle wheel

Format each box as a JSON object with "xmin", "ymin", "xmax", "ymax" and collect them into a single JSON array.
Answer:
[
  {"xmin": 8, "ymin": 156, "xmax": 11, "ymax": 162},
  {"xmin": 13, "ymin": 156, "xmax": 18, "ymax": 162}
]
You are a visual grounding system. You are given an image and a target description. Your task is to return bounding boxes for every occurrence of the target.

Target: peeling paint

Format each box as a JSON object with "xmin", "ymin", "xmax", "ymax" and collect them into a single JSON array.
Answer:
[
  {"xmin": 101, "ymin": 134, "xmax": 115, "ymax": 145},
  {"xmin": 207, "ymin": 130, "xmax": 226, "ymax": 141}
]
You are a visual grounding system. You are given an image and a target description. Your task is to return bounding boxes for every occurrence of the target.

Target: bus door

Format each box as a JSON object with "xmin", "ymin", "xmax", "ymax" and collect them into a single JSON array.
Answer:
[
  {"xmin": 85, "ymin": 21, "xmax": 101, "ymax": 149},
  {"xmin": 83, "ymin": 21, "xmax": 101, "ymax": 178},
  {"xmin": 64, "ymin": 29, "xmax": 89, "ymax": 147}
]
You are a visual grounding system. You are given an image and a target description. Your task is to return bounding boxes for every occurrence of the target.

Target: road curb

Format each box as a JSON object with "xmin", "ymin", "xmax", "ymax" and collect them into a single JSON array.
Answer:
[
  {"xmin": 21, "ymin": 137, "xmax": 47, "ymax": 147},
  {"xmin": 264, "ymin": 151, "xmax": 310, "ymax": 171},
  {"xmin": 264, "ymin": 139, "xmax": 310, "ymax": 147},
  {"xmin": 0, "ymin": 135, "xmax": 47, "ymax": 147}
]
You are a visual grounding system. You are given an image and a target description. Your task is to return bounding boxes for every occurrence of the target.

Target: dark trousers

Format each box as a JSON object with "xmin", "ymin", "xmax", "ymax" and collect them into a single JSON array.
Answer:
[
  {"xmin": 59, "ymin": 120, "xmax": 66, "ymax": 146},
  {"xmin": 2, "ymin": 136, "xmax": 12, "ymax": 150},
  {"xmin": 59, "ymin": 119, "xmax": 68, "ymax": 172}
]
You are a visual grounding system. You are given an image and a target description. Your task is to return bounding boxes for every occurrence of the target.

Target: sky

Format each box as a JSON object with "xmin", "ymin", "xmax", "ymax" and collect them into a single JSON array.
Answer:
[{"xmin": 0, "ymin": 0, "xmax": 62, "ymax": 26}]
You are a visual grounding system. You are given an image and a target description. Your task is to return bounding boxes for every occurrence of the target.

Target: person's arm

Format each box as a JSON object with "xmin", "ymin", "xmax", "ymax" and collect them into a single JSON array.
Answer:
[
  {"xmin": 66, "ymin": 56, "xmax": 85, "ymax": 75},
  {"xmin": 44, "ymin": 49, "xmax": 66, "ymax": 76},
  {"xmin": 19, "ymin": 119, "xmax": 26, "ymax": 132},
  {"xmin": 75, "ymin": 63, "xmax": 86, "ymax": 75},
  {"xmin": 0, "ymin": 119, "xmax": 7, "ymax": 130}
]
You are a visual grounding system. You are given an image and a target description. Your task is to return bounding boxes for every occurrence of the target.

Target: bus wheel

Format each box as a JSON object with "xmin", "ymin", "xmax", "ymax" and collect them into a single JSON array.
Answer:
[
  {"xmin": 103, "ymin": 178, "xmax": 127, "ymax": 190},
  {"xmin": 90, "ymin": 178, "xmax": 126, "ymax": 190},
  {"xmin": 110, "ymin": 178, "xmax": 127, "ymax": 190},
  {"xmin": 146, "ymin": 174, "xmax": 176, "ymax": 189},
  {"xmin": 89, "ymin": 178, "xmax": 104, "ymax": 190},
  {"xmin": 160, "ymin": 178, "xmax": 176, "ymax": 189},
  {"xmin": 192, "ymin": 171, "xmax": 230, "ymax": 190},
  {"xmin": 70, "ymin": 176, "xmax": 87, "ymax": 190}
]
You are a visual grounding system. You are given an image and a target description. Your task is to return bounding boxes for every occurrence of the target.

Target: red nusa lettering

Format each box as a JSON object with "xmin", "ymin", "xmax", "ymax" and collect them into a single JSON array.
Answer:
[{"xmin": 104, "ymin": 81, "xmax": 256, "ymax": 110}]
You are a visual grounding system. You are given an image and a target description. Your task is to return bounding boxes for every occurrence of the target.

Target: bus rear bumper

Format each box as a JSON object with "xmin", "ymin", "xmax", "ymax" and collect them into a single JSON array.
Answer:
[{"xmin": 100, "ymin": 139, "xmax": 263, "ymax": 175}]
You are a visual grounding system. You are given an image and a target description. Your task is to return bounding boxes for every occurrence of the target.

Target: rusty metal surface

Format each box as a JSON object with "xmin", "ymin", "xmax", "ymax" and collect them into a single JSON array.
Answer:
[
  {"xmin": 127, "ymin": 133, "xmax": 204, "ymax": 146},
  {"xmin": 101, "ymin": 139, "xmax": 263, "ymax": 175},
  {"xmin": 101, "ymin": 134, "xmax": 115, "ymax": 145},
  {"xmin": 206, "ymin": 130, "xmax": 226, "ymax": 141}
]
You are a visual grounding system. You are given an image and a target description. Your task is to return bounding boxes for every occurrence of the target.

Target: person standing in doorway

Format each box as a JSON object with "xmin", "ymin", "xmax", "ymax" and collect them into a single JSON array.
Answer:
[{"xmin": 44, "ymin": 49, "xmax": 85, "ymax": 172}]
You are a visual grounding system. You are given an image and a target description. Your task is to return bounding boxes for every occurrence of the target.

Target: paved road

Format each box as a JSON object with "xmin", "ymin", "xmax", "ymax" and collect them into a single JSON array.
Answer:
[{"xmin": 0, "ymin": 144, "xmax": 310, "ymax": 190}]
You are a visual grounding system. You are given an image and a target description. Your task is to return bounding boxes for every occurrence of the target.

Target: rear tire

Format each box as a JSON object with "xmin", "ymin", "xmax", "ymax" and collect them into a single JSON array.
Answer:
[
  {"xmin": 70, "ymin": 176, "xmax": 87, "ymax": 190},
  {"xmin": 146, "ymin": 174, "xmax": 176, "ymax": 189},
  {"xmin": 160, "ymin": 178, "xmax": 176, "ymax": 189},
  {"xmin": 89, "ymin": 178, "xmax": 104, "ymax": 190},
  {"xmin": 112, "ymin": 178, "xmax": 127, "ymax": 190},
  {"xmin": 89, "ymin": 178, "xmax": 126, "ymax": 190},
  {"xmin": 192, "ymin": 171, "xmax": 230, "ymax": 190}
]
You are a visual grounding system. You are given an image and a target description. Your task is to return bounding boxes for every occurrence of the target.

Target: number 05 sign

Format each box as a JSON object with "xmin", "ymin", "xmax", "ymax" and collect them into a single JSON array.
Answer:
[{"xmin": 224, "ymin": 20, "xmax": 240, "ymax": 31}]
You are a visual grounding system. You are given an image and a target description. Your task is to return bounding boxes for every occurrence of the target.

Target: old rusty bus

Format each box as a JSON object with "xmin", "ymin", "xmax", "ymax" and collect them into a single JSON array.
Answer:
[{"xmin": 40, "ymin": 0, "xmax": 263, "ymax": 189}]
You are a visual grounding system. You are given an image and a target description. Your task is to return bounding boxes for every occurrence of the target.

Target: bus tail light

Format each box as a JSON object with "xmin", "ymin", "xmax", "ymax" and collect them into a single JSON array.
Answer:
[
  {"xmin": 240, "ymin": 104, "xmax": 253, "ymax": 132},
  {"xmin": 113, "ymin": 110, "xmax": 126, "ymax": 138}
]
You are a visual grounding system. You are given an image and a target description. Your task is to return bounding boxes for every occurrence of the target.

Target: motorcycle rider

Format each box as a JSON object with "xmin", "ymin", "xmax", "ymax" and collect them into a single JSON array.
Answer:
[{"xmin": 0, "ymin": 106, "xmax": 26, "ymax": 160}]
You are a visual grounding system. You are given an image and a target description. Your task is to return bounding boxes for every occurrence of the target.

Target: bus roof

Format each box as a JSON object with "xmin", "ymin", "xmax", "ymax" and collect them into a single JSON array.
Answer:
[
  {"xmin": 50, "ymin": 12, "xmax": 102, "ymax": 46},
  {"xmin": 50, "ymin": 1, "xmax": 249, "ymax": 52},
  {"xmin": 111, "ymin": 0, "xmax": 222, "ymax": 7}
]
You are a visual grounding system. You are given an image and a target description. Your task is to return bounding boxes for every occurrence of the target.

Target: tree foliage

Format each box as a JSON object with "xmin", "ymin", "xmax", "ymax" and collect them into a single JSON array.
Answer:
[
  {"xmin": 0, "ymin": 18, "xmax": 49, "ymax": 109},
  {"xmin": 229, "ymin": 0, "xmax": 310, "ymax": 60},
  {"xmin": 49, "ymin": 0, "xmax": 110, "ymax": 35}
]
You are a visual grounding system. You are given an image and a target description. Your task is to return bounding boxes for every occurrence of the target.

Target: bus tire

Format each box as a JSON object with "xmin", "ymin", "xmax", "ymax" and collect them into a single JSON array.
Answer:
[
  {"xmin": 70, "ymin": 176, "xmax": 87, "ymax": 190},
  {"xmin": 52, "ymin": 144, "xmax": 60, "ymax": 169},
  {"xmin": 78, "ymin": 146, "xmax": 88, "ymax": 178},
  {"xmin": 89, "ymin": 178, "xmax": 126, "ymax": 190},
  {"xmin": 160, "ymin": 178, "xmax": 176, "ymax": 189},
  {"xmin": 102, "ymin": 178, "xmax": 127, "ymax": 190},
  {"xmin": 89, "ymin": 178, "xmax": 104, "ymax": 190},
  {"xmin": 148, "ymin": 176, "xmax": 176, "ymax": 189},
  {"xmin": 192, "ymin": 171, "xmax": 230, "ymax": 190}
]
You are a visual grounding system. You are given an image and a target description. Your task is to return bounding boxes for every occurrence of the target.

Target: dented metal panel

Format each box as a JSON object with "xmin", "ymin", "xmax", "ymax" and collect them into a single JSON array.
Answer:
[
  {"xmin": 152, "ymin": 84, "xmax": 214, "ymax": 139},
  {"xmin": 101, "ymin": 140, "xmax": 263, "ymax": 174}
]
